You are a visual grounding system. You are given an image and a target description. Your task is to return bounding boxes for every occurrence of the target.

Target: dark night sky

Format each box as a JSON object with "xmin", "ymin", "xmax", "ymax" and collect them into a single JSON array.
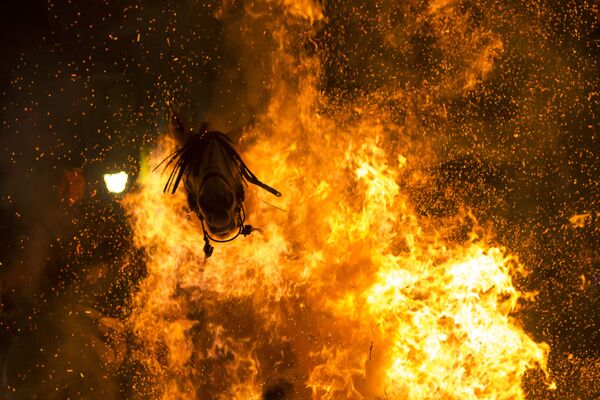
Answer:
[{"xmin": 0, "ymin": 1, "xmax": 598, "ymax": 399}]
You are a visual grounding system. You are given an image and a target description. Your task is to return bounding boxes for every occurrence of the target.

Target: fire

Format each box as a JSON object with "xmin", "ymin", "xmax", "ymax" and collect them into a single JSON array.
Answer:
[
  {"xmin": 365, "ymin": 246, "xmax": 548, "ymax": 399},
  {"xmin": 119, "ymin": 1, "xmax": 552, "ymax": 399}
]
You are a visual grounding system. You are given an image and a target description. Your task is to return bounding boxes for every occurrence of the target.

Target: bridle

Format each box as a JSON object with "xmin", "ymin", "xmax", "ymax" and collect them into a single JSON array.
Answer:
[
  {"xmin": 195, "ymin": 169, "xmax": 253, "ymax": 258},
  {"xmin": 158, "ymin": 127, "xmax": 281, "ymax": 259},
  {"xmin": 197, "ymin": 201, "xmax": 254, "ymax": 258}
]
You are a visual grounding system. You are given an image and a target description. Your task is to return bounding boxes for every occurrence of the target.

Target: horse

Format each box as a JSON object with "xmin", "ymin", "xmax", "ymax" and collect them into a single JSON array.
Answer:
[{"xmin": 157, "ymin": 113, "xmax": 281, "ymax": 258}]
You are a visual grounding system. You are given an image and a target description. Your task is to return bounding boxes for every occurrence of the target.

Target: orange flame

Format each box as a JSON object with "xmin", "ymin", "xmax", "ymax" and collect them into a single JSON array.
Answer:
[{"xmin": 121, "ymin": 1, "xmax": 551, "ymax": 398}]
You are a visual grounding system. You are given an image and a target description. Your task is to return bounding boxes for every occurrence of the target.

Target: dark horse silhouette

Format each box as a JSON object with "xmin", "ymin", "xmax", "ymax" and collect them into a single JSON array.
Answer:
[{"xmin": 157, "ymin": 113, "xmax": 281, "ymax": 258}]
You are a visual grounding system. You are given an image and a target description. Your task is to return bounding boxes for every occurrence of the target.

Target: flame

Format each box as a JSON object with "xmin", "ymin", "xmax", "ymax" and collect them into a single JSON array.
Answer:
[{"xmin": 119, "ymin": 1, "xmax": 551, "ymax": 398}]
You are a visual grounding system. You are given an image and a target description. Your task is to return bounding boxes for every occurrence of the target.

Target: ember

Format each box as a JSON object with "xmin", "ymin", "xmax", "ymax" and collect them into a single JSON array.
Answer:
[{"xmin": 1, "ymin": 0, "xmax": 597, "ymax": 399}]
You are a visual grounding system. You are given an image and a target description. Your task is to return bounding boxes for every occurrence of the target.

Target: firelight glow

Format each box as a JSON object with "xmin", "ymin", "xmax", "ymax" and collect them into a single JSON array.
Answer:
[
  {"xmin": 103, "ymin": 171, "xmax": 128, "ymax": 193},
  {"xmin": 117, "ymin": 0, "xmax": 556, "ymax": 398}
]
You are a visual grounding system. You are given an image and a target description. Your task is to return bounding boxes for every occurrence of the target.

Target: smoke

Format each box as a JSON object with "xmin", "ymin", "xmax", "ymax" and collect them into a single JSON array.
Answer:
[{"xmin": 0, "ymin": 0, "xmax": 597, "ymax": 399}]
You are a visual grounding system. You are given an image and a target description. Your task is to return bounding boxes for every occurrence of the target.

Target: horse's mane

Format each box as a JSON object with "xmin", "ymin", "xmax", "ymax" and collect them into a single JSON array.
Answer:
[{"xmin": 156, "ymin": 129, "xmax": 281, "ymax": 197}]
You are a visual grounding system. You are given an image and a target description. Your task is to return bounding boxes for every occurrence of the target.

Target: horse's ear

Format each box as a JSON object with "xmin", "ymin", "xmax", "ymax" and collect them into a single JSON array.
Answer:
[{"xmin": 169, "ymin": 110, "xmax": 189, "ymax": 143}]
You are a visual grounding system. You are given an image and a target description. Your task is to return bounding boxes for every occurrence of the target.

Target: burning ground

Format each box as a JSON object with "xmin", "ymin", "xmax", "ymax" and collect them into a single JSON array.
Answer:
[{"xmin": 0, "ymin": 0, "xmax": 598, "ymax": 399}]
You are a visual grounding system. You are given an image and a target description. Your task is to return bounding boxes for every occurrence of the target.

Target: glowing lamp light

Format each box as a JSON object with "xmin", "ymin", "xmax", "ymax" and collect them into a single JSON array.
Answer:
[{"xmin": 103, "ymin": 171, "xmax": 128, "ymax": 193}]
